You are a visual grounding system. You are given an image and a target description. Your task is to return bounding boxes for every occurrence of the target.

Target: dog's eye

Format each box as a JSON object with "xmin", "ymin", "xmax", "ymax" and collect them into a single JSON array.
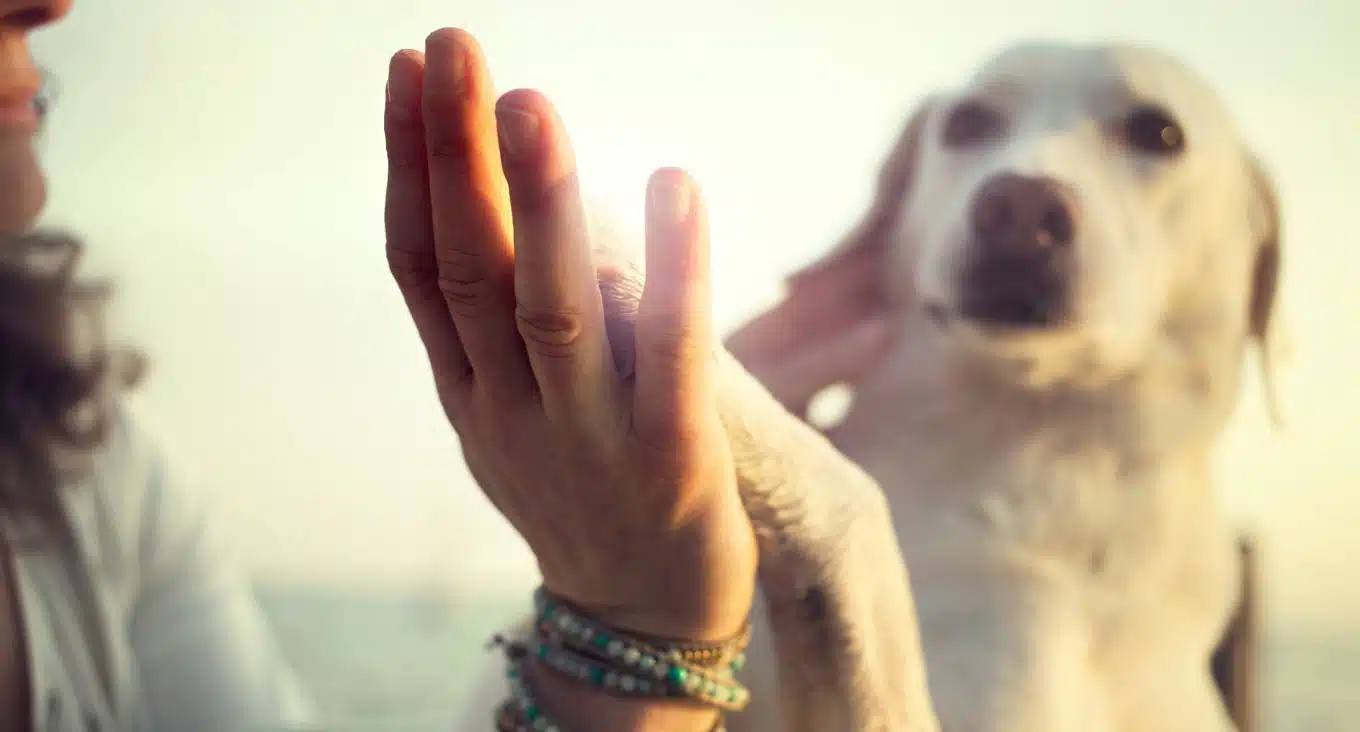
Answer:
[
  {"xmin": 942, "ymin": 101, "xmax": 1005, "ymax": 147},
  {"xmin": 1124, "ymin": 105, "xmax": 1185, "ymax": 155}
]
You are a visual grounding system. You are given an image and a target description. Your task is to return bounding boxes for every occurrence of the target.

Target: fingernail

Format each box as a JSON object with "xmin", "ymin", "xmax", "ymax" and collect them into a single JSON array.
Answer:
[
  {"xmin": 387, "ymin": 52, "xmax": 420, "ymax": 122},
  {"xmin": 649, "ymin": 175, "xmax": 692, "ymax": 227},
  {"xmin": 426, "ymin": 28, "xmax": 469, "ymax": 79},
  {"xmin": 495, "ymin": 104, "xmax": 542, "ymax": 162}
]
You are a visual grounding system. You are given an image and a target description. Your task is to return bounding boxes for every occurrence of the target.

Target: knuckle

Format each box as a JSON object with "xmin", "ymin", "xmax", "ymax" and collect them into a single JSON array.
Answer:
[
  {"xmin": 384, "ymin": 114, "xmax": 426, "ymax": 163},
  {"xmin": 435, "ymin": 251, "xmax": 495, "ymax": 316},
  {"xmin": 384, "ymin": 137, "xmax": 426, "ymax": 171},
  {"xmin": 632, "ymin": 410, "xmax": 704, "ymax": 457},
  {"xmin": 387, "ymin": 252, "xmax": 447, "ymax": 311},
  {"xmin": 642, "ymin": 336, "xmax": 701, "ymax": 368},
  {"xmin": 386, "ymin": 248, "xmax": 435, "ymax": 285},
  {"xmin": 436, "ymin": 276, "xmax": 491, "ymax": 316},
  {"xmin": 436, "ymin": 382, "xmax": 473, "ymax": 421},
  {"xmin": 515, "ymin": 305, "xmax": 586, "ymax": 358},
  {"xmin": 422, "ymin": 96, "xmax": 473, "ymax": 162},
  {"xmin": 426, "ymin": 134, "xmax": 471, "ymax": 164},
  {"xmin": 638, "ymin": 315, "xmax": 705, "ymax": 365},
  {"xmin": 404, "ymin": 281, "xmax": 447, "ymax": 310}
]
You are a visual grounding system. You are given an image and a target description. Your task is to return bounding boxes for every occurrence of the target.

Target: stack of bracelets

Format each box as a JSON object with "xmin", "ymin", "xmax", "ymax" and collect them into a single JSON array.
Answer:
[{"xmin": 490, "ymin": 586, "xmax": 752, "ymax": 732}]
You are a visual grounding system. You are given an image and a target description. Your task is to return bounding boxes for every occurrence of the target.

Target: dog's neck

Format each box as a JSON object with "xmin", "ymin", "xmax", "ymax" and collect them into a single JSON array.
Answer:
[{"xmin": 831, "ymin": 309, "xmax": 1248, "ymax": 528}]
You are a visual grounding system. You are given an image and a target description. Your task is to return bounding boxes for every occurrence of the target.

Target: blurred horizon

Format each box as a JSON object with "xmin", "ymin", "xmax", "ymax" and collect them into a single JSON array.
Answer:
[{"xmin": 28, "ymin": 0, "xmax": 1358, "ymax": 639}]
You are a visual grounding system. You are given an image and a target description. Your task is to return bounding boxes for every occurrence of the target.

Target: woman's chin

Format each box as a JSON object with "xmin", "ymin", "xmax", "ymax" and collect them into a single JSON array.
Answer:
[{"xmin": 0, "ymin": 138, "xmax": 45, "ymax": 235}]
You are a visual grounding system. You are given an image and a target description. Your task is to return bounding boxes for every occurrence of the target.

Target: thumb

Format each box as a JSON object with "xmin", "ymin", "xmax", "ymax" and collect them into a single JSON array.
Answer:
[{"xmin": 753, "ymin": 315, "xmax": 894, "ymax": 416}]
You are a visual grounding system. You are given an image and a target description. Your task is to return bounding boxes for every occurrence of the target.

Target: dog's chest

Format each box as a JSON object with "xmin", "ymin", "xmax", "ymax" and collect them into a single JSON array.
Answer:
[
  {"xmin": 835, "ymin": 412, "xmax": 1135, "ymax": 567},
  {"xmin": 829, "ymin": 405, "xmax": 1240, "ymax": 726}
]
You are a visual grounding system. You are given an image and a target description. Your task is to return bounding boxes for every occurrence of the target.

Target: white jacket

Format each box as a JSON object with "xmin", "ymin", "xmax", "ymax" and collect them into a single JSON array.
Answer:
[{"xmin": 4, "ymin": 408, "xmax": 317, "ymax": 732}]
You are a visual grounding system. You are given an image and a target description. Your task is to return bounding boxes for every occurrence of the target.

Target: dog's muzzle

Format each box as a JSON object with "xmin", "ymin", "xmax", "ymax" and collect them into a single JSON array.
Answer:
[{"xmin": 956, "ymin": 173, "xmax": 1078, "ymax": 329}]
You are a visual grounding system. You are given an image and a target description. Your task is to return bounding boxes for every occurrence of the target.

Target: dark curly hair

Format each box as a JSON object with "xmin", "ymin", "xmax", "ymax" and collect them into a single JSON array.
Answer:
[
  {"xmin": 0, "ymin": 231, "xmax": 143, "ymax": 538},
  {"xmin": 0, "ymin": 72, "xmax": 143, "ymax": 539}
]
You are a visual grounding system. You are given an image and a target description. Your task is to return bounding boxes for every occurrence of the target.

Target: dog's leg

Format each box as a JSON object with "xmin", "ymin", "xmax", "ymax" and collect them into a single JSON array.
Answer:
[
  {"xmin": 600, "ymin": 260, "xmax": 940, "ymax": 732},
  {"xmin": 713, "ymin": 350, "xmax": 939, "ymax": 732}
]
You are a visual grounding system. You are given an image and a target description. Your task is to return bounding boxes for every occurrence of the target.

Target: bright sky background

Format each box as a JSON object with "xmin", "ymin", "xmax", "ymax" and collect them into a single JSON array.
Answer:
[{"xmin": 27, "ymin": 0, "xmax": 1357, "ymax": 633}]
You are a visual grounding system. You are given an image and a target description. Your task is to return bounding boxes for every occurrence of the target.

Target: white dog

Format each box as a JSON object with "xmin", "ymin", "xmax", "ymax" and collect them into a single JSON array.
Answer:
[{"xmin": 459, "ymin": 42, "xmax": 1280, "ymax": 732}]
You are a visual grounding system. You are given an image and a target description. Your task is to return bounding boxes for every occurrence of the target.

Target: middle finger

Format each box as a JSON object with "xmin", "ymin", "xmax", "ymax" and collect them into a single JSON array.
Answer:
[{"xmin": 422, "ymin": 28, "xmax": 535, "ymax": 403}]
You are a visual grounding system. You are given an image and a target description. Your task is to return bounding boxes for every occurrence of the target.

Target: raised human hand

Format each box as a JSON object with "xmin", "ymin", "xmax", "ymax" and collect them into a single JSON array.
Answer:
[{"xmin": 383, "ymin": 29, "xmax": 756, "ymax": 644}]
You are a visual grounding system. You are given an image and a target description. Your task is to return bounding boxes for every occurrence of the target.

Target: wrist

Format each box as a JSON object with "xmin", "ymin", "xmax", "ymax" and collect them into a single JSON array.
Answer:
[
  {"xmin": 581, "ymin": 603, "xmax": 751, "ymax": 647},
  {"xmin": 540, "ymin": 497, "xmax": 757, "ymax": 645}
]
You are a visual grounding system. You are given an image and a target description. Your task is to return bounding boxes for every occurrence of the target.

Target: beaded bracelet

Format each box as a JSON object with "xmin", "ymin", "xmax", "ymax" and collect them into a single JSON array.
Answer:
[
  {"xmin": 491, "ymin": 634, "xmax": 750, "ymax": 714},
  {"xmin": 535, "ymin": 619, "xmax": 745, "ymax": 683},
  {"xmin": 530, "ymin": 590, "xmax": 750, "ymax": 710},
  {"xmin": 493, "ymin": 641, "xmax": 731, "ymax": 732},
  {"xmin": 533, "ymin": 639, "xmax": 751, "ymax": 711},
  {"xmin": 533, "ymin": 587, "xmax": 751, "ymax": 674},
  {"xmin": 494, "ymin": 646, "xmax": 564, "ymax": 732}
]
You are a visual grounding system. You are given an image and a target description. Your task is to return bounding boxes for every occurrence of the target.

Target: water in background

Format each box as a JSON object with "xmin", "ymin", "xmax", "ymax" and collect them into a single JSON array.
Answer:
[{"xmin": 257, "ymin": 585, "xmax": 1358, "ymax": 732}]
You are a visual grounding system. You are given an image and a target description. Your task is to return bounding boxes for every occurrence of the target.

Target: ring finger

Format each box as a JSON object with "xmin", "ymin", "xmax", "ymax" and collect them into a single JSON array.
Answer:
[{"xmin": 496, "ymin": 89, "xmax": 618, "ymax": 422}]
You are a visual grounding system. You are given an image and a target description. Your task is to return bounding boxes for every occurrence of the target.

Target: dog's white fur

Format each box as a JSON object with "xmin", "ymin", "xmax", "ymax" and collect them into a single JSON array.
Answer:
[
  {"xmin": 457, "ymin": 43, "xmax": 1279, "ymax": 732},
  {"xmin": 776, "ymin": 42, "xmax": 1276, "ymax": 731}
]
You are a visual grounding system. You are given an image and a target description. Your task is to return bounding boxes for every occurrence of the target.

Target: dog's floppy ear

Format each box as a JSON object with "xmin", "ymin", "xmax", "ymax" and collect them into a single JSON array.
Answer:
[
  {"xmin": 1246, "ymin": 156, "xmax": 1286, "ymax": 426},
  {"xmin": 786, "ymin": 99, "xmax": 938, "ymax": 299}
]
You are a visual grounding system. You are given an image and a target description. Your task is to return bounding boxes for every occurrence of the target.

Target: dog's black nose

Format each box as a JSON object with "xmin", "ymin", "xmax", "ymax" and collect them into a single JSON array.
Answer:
[
  {"xmin": 959, "ymin": 174, "xmax": 1078, "ymax": 328},
  {"xmin": 971, "ymin": 173, "xmax": 1078, "ymax": 253}
]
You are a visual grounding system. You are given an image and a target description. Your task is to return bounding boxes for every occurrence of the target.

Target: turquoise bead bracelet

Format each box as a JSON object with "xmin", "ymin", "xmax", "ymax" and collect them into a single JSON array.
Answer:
[
  {"xmin": 495, "ymin": 644, "xmax": 731, "ymax": 732},
  {"xmin": 495, "ymin": 649, "xmax": 565, "ymax": 732},
  {"xmin": 533, "ymin": 587, "xmax": 750, "ymax": 674},
  {"xmin": 533, "ymin": 639, "xmax": 750, "ymax": 712},
  {"xmin": 490, "ymin": 587, "xmax": 750, "ymax": 730},
  {"xmin": 535, "ymin": 621, "xmax": 746, "ymax": 687}
]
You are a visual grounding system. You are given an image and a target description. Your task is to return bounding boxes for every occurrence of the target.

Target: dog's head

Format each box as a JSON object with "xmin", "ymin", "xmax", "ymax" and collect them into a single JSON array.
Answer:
[{"xmin": 794, "ymin": 44, "xmax": 1283, "ymax": 404}]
